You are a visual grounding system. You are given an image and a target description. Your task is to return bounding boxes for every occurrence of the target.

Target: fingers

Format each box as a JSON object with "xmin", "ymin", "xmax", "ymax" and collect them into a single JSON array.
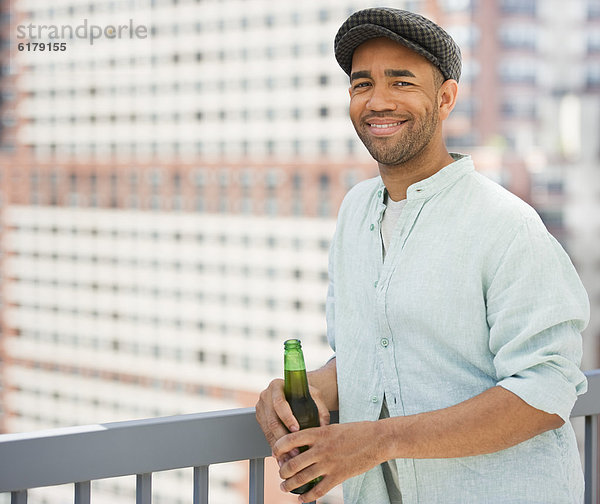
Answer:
[
  {"xmin": 277, "ymin": 443, "xmax": 312, "ymax": 479},
  {"xmin": 277, "ymin": 448, "xmax": 332, "ymax": 503},
  {"xmin": 273, "ymin": 428, "xmax": 318, "ymax": 462},
  {"xmin": 297, "ymin": 478, "xmax": 332, "ymax": 503},
  {"xmin": 274, "ymin": 428, "xmax": 339, "ymax": 503},
  {"xmin": 279, "ymin": 462, "xmax": 322, "ymax": 494},
  {"xmin": 255, "ymin": 379, "xmax": 298, "ymax": 450},
  {"xmin": 272, "ymin": 430, "xmax": 300, "ymax": 460}
]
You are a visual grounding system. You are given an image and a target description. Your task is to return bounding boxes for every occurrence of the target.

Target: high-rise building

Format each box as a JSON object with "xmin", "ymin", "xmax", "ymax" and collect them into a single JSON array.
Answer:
[{"xmin": 1, "ymin": 0, "xmax": 599, "ymax": 503}]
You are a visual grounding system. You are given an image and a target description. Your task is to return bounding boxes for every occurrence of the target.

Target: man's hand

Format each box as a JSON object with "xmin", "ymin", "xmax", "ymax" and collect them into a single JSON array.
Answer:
[
  {"xmin": 255, "ymin": 378, "xmax": 330, "ymax": 463},
  {"xmin": 273, "ymin": 421, "xmax": 385, "ymax": 503}
]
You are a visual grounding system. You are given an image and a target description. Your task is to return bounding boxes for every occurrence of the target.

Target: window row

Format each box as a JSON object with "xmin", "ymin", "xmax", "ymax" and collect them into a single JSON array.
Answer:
[
  {"xmin": 22, "ymin": 40, "xmax": 335, "ymax": 73},
  {"xmin": 12, "ymin": 294, "xmax": 327, "ymax": 320},
  {"xmin": 24, "ymin": 166, "xmax": 350, "ymax": 189},
  {"xmin": 28, "ymin": 2, "xmax": 334, "ymax": 29},
  {"xmin": 25, "ymin": 73, "xmax": 339, "ymax": 97},
  {"xmin": 10, "ymin": 260, "xmax": 329, "ymax": 282},
  {"xmin": 10, "ymin": 228, "xmax": 332, "ymax": 249},
  {"xmin": 27, "ymin": 106, "xmax": 341, "ymax": 123}
]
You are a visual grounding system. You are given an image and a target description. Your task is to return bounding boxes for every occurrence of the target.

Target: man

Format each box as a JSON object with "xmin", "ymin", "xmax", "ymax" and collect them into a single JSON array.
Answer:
[{"xmin": 256, "ymin": 7, "xmax": 589, "ymax": 504}]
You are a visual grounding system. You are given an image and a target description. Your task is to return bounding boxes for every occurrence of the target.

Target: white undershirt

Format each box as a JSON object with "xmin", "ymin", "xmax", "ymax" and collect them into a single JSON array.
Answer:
[{"xmin": 381, "ymin": 196, "xmax": 408, "ymax": 256}]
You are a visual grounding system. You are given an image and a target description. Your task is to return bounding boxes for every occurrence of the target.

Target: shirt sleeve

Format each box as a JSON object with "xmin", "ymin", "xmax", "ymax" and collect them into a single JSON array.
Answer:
[{"xmin": 486, "ymin": 215, "xmax": 589, "ymax": 422}]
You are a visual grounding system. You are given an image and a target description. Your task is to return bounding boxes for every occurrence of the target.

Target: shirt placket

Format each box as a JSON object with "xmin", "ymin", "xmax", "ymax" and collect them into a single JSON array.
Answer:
[
  {"xmin": 366, "ymin": 188, "xmax": 388, "ymax": 414},
  {"xmin": 374, "ymin": 196, "xmax": 426, "ymax": 504}
]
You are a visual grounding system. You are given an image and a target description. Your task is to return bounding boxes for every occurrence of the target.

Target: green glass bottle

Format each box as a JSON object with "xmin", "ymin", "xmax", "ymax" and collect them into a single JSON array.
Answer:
[{"xmin": 283, "ymin": 339, "xmax": 322, "ymax": 495}]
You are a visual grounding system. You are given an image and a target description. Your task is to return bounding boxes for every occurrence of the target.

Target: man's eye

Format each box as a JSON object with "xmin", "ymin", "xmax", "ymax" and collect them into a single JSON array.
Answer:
[
  {"xmin": 353, "ymin": 82, "xmax": 370, "ymax": 89},
  {"xmin": 394, "ymin": 81, "xmax": 412, "ymax": 87}
]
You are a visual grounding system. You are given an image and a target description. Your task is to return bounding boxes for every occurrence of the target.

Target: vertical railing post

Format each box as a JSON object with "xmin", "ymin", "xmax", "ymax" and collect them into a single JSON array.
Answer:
[
  {"xmin": 248, "ymin": 458, "xmax": 264, "ymax": 504},
  {"xmin": 136, "ymin": 473, "xmax": 152, "ymax": 504},
  {"xmin": 11, "ymin": 490, "xmax": 27, "ymax": 504},
  {"xmin": 74, "ymin": 481, "xmax": 91, "ymax": 504},
  {"xmin": 193, "ymin": 466, "xmax": 209, "ymax": 504},
  {"xmin": 584, "ymin": 415, "xmax": 598, "ymax": 504}
]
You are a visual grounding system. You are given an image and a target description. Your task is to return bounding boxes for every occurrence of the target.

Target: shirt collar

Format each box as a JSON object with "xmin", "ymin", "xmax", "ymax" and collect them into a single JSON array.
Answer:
[{"xmin": 376, "ymin": 153, "xmax": 474, "ymax": 203}]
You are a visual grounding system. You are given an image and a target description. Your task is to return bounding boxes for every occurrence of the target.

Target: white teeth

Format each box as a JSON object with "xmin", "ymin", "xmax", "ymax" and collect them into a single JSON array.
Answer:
[{"xmin": 370, "ymin": 122, "xmax": 401, "ymax": 128}]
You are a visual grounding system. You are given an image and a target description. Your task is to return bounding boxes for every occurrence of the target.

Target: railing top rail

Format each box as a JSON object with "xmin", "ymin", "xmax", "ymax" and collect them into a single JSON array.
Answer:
[
  {"xmin": 0, "ymin": 407, "xmax": 270, "ymax": 493},
  {"xmin": 572, "ymin": 368, "xmax": 600, "ymax": 417},
  {"xmin": 0, "ymin": 370, "xmax": 598, "ymax": 494}
]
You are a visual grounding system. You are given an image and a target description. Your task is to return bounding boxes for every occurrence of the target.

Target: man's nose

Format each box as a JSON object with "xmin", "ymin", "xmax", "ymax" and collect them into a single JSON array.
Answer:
[{"xmin": 366, "ymin": 84, "xmax": 397, "ymax": 111}]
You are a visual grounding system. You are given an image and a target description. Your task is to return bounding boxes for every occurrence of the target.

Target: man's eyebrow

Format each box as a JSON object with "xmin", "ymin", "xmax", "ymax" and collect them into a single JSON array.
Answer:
[
  {"xmin": 350, "ymin": 69, "xmax": 417, "ymax": 81},
  {"xmin": 385, "ymin": 69, "xmax": 416, "ymax": 78},
  {"xmin": 350, "ymin": 70, "xmax": 371, "ymax": 82}
]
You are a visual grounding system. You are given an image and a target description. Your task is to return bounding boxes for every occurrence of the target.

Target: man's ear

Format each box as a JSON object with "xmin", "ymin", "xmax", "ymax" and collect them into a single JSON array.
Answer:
[{"xmin": 438, "ymin": 79, "xmax": 458, "ymax": 121}]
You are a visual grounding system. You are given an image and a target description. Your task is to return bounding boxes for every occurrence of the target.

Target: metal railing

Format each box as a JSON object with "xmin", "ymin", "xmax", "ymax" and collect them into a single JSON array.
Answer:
[
  {"xmin": 573, "ymin": 369, "xmax": 600, "ymax": 504},
  {"xmin": 0, "ymin": 407, "xmax": 270, "ymax": 504},
  {"xmin": 0, "ymin": 369, "xmax": 599, "ymax": 504}
]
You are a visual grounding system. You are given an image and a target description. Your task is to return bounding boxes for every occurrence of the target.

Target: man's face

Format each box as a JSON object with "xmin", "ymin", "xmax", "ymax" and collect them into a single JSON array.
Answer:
[{"xmin": 349, "ymin": 37, "xmax": 442, "ymax": 166}]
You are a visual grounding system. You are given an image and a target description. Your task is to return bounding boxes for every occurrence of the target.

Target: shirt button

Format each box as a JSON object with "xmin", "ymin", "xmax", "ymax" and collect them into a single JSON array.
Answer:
[
  {"xmin": 377, "ymin": 190, "xmax": 382, "ymax": 198},
  {"xmin": 374, "ymin": 280, "xmax": 378, "ymax": 288},
  {"xmin": 381, "ymin": 338, "xmax": 389, "ymax": 347},
  {"xmin": 371, "ymin": 396, "xmax": 379, "ymax": 403},
  {"xmin": 370, "ymin": 223, "xmax": 375, "ymax": 231}
]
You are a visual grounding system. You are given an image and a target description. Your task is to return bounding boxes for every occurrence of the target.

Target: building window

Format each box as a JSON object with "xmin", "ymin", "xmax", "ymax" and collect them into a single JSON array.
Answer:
[
  {"xmin": 319, "ymin": 173, "xmax": 330, "ymax": 191},
  {"xmin": 110, "ymin": 173, "xmax": 118, "ymax": 208},
  {"xmin": 500, "ymin": 0, "xmax": 536, "ymax": 16},
  {"xmin": 266, "ymin": 198, "xmax": 278, "ymax": 215},
  {"xmin": 498, "ymin": 59, "xmax": 536, "ymax": 84},
  {"xmin": 319, "ymin": 139, "xmax": 329, "ymax": 155},
  {"xmin": 586, "ymin": 65, "xmax": 600, "ymax": 89},
  {"xmin": 499, "ymin": 24, "xmax": 537, "ymax": 50},
  {"xmin": 240, "ymin": 168, "xmax": 253, "ymax": 188},
  {"xmin": 265, "ymin": 169, "xmax": 279, "ymax": 189},
  {"xmin": 589, "ymin": 0, "xmax": 600, "ymax": 19},
  {"xmin": 501, "ymin": 99, "xmax": 536, "ymax": 119},
  {"xmin": 440, "ymin": 0, "xmax": 473, "ymax": 12},
  {"xmin": 587, "ymin": 31, "xmax": 600, "ymax": 54}
]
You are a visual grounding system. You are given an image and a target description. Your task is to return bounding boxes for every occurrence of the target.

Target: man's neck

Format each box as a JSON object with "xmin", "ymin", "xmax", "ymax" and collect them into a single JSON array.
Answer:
[{"xmin": 378, "ymin": 146, "xmax": 455, "ymax": 201}]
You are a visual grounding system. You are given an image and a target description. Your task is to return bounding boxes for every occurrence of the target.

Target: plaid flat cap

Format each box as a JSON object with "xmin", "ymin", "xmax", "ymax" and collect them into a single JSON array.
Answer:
[{"xmin": 334, "ymin": 7, "xmax": 461, "ymax": 82}]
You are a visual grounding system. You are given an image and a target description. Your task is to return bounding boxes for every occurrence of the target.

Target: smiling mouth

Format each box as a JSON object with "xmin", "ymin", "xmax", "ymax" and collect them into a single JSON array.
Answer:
[
  {"xmin": 365, "ymin": 119, "xmax": 407, "ymax": 136},
  {"xmin": 368, "ymin": 121, "xmax": 405, "ymax": 129}
]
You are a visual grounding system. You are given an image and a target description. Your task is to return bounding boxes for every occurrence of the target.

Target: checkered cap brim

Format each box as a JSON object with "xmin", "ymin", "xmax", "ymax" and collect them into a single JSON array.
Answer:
[{"xmin": 334, "ymin": 7, "xmax": 462, "ymax": 82}]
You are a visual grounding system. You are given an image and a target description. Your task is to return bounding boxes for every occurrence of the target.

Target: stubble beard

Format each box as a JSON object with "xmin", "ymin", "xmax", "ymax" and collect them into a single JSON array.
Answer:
[{"xmin": 354, "ymin": 108, "xmax": 439, "ymax": 167}]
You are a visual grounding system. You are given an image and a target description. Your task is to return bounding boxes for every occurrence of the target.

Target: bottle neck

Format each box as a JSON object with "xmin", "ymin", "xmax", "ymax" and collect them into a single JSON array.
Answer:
[
  {"xmin": 284, "ymin": 348, "xmax": 306, "ymax": 372},
  {"xmin": 284, "ymin": 367, "xmax": 310, "ymax": 398},
  {"xmin": 284, "ymin": 341, "xmax": 310, "ymax": 398}
]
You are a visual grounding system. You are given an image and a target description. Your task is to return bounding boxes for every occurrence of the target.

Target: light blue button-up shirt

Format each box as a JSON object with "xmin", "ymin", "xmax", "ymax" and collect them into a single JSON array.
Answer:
[{"xmin": 326, "ymin": 155, "xmax": 589, "ymax": 504}]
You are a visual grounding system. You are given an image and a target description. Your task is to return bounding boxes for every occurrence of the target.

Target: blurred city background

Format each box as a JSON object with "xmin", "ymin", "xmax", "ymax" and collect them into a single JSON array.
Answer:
[{"xmin": 0, "ymin": 0, "xmax": 598, "ymax": 502}]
